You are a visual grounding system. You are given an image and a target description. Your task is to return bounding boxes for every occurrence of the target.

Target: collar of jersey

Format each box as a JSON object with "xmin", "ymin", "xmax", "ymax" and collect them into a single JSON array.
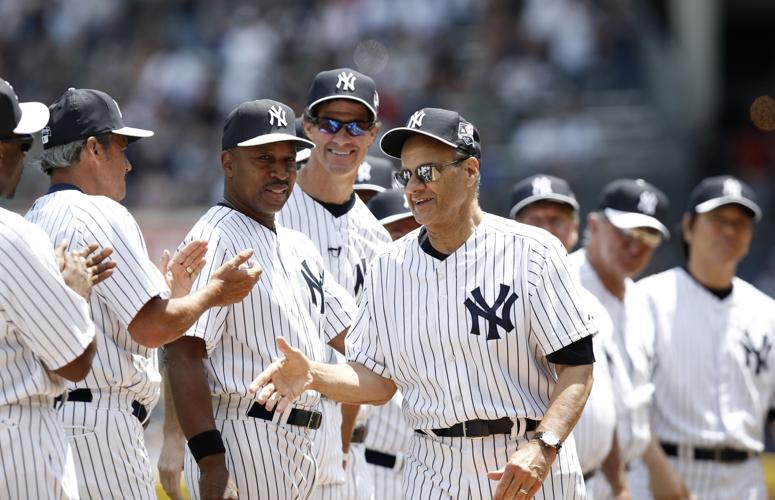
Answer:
[{"xmin": 47, "ymin": 183, "xmax": 83, "ymax": 194}]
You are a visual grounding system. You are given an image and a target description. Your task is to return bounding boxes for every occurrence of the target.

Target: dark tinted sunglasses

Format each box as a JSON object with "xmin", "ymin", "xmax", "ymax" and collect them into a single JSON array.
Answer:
[
  {"xmin": 1, "ymin": 135, "xmax": 34, "ymax": 152},
  {"xmin": 311, "ymin": 117, "xmax": 374, "ymax": 137},
  {"xmin": 394, "ymin": 156, "xmax": 469, "ymax": 187}
]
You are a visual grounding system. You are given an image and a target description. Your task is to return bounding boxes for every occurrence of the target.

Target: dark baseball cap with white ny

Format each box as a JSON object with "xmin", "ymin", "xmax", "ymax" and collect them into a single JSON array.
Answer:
[
  {"xmin": 598, "ymin": 178, "xmax": 670, "ymax": 238},
  {"xmin": 306, "ymin": 68, "xmax": 379, "ymax": 119},
  {"xmin": 222, "ymin": 99, "xmax": 315, "ymax": 151},
  {"xmin": 0, "ymin": 78, "xmax": 49, "ymax": 138},
  {"xmin": 687, "ymin": 175, "xmax": 761, "ymax": 222},
  {"xmin": 43, "ymin": 88, "xmax": 153, "ymax": 149},
  {"xmin": 380, "ymin": 107, "xmax": 482, "ymax": 160},
  {"xmin": 509, "ymin": 174, "xmax": 579, "ymax": 219}
]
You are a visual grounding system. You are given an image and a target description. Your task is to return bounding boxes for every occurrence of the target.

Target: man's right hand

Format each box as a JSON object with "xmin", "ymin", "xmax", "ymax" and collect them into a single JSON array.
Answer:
[
  {"xmin": 206, "ymin": 249, "xmax": 262, "ymax": 307},
  {"xmin": 198, "ymin": 454, "xmax": 238, "ymax": 500},
  {"xmin": 249, "ymin": 337, "xmax": 313, "ymax": 413},
  {"xmin": 56, "ymin": 241, "xmax": 116, "ymax": 300}
]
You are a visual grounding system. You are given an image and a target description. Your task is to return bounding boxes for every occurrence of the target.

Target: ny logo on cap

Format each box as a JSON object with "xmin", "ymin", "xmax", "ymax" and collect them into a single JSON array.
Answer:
[
  {"xmin": 373, "ymin": 91, "xmax": 379, "ymax": 110},
  {"xmin": 408, "ymin": 110, "xmax": 426, "ymax": 129},
  {"xmin": 531, "ymin": 176, "xmax": 553, "ymax": 196},
  {"xmin": 268, "ymin": 105, "xmax": 287, "ymax": 128},
  {"xmin": 357, "ymin": 161, "xmax": 372, "ymax": 182},
  {"xmin": 336, "ymin": 71, "xmax": 356, "ymax": 92},
  {"xmin": 638, "ymin": 191, "xmax": 658, "ymax": 215},
  {"xmin": 723, "ymin": 178, "xmax": 743, "ymax": 197},
  {"xmin": 112, "ymin": 99, "xmax": 123, "ymax": 118}
]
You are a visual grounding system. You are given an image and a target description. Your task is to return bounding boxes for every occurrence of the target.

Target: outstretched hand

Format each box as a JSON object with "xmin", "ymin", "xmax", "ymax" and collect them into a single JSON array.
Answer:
[
  {"xmin": 56, "ymin": 240, "xmax": 116, "ymax": 299},
  {"xmin": 249, "ymin": 337, "xmax": 313, "ymax": 413},
  {"xmin": 207, "ymin": 249, "xmax": 262, "ymax": 307},
  {"xmin": 159, "ymin": 240, "xmax": 208, "ymax": 298}
]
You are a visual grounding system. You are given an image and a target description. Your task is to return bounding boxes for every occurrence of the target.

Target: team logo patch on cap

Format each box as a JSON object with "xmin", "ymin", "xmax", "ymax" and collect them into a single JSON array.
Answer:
[
  {"xmin": 268, "ymin": 105, "xmax": 288, "ymax": 127},
  {"xmin": 638, "ymin": 191, "xmax": 659, "ymax": 215},
  {"xmin": 336, "ymin": 71, "xmax": 356, "ymax": 92},
  {"xmin": 723, "ymin": 178, "xmax": 743, "ymax": 197},
  {"xmin": 41, "ymin": 127, "xmax": 51, "ymax": 145},
  {"xmin": 531, "ymin": 176, "xmax": 553, "ymax": 196},
  {"xmin": 408, "ymin": 110, "xmax": 426, "ymax": 129},
  {"xmin": 458, "ymin": 122, "xmax": 475, "ymax": 146},
  {"xmin": 357, "ymin": 161, "xmax": 372, "ymax": 182}
]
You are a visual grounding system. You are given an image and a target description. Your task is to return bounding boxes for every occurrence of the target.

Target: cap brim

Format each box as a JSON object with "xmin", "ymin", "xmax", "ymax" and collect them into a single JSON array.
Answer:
[
  {"xmin": 380, "ymin": 128, "xmax": 458, "ymax": 159},
  {"xmin": 296, "ymin": 148, "xmax": 312, "ymax": 163},
  {"xmin": 112, "ymin": 126, "xmax": 155, "ymax": 139},
  {"xmin": 694, "ymin": 196, "xmax": 762, "ymax": 222},
  {"xmin": 379, "ymin": 212, "xmax": 415, "ymax": 226},
  {"xmin": 308, "ymin": 96, "xmax": 377, "ymax": 119},
  {"xmin": 353, "ymin": 183, "xmax": 387, "ymax": 193},
  {"xmin": 604, "ymin": 208, "xmax": 670, "ymax": 238},
  {"xmin": 238, "ymin": 133, "xmax": 315, "ymax": 149},
  {"xmin": 509, "ymin": 194, "xmax": 579, "ymax": 219},
  {"xmin": 13, "ymin": 102, "xmax": 50, "ymax": 134}
]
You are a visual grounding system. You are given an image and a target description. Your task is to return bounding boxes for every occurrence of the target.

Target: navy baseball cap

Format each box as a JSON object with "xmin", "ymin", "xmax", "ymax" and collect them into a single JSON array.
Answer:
[
  {"xmin": 223, "ymin": 100, "xmax": 315, "ymax": 151},
  {"xmin": 687, "ymin": 175, "xmax": 761, "ymax": 222},
  {"xmin": 366, "ymin": 188, "xmax": 414, "ymax": 225},
  {"xmin": 43, "ymin": 88, "xmax": 153, "ymax": 149},
  {"xmin": 598, "ymin": 178, "xmax": 670, "ymax": 238},
  {"xmin": 509, "ymin": 174, "xmax": 579, "ymax": 218},
  {"xmin": 306, "ymin": 68, "xmax": 379, "ymax": 119},
  {"xmin": 380, "ymin": 108, "xmax": 481, "ymax": 160},
  {"xmin": 0, "ymin": 78, "xmax": 49, "ymax": 138},
  {"xmin": 294, "ymin": 116, "xmax": 312, "ymax": 163},
  {"xmin": 353, "ymin": 155, "xmax": 397, "ymax": 193}
]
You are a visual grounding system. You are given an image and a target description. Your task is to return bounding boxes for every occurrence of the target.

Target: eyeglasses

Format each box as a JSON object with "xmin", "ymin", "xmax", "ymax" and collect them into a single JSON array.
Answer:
[
  {"xmin": 311, "ymin": 117, "xmax": 374, "ymax": 137},
  {"xmin": 394, "ymin": 157, "xmax": 469, "ymax": 187},
  {"xmin": 0, "ymin": 136, "xmax": 34, "ymax": 152}
]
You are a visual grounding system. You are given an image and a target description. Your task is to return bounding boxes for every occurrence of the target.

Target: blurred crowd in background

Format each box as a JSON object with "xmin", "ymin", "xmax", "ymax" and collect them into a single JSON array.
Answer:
[{"xmin": 1, "ymin": 0, "xmax": 775, "ymax": 290}]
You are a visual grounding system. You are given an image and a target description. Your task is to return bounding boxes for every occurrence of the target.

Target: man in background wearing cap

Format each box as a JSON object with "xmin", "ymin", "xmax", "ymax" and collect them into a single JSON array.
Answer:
[
  {"xmin": 277, "ymin": 68, "xmax": 391, "ymax": 499},
  {"xmin": 252, "ymin": 107, "xmax": 596, "ymax": 499},
  {"xmin": 164, "ymin": 98, "xmax": 357, "ymax": 500},
  {"xmin": 0, "ymin": 78, "xmax": 99, "ymax": 499},
  {"xmin": 510, "ymin": 174, "xmax": 630, "ymax": 499},
  {"xmin": 636, "ymin": 175, "xmax": 774, "ymax": 499},
  {"xmin": 353, "ymin": 155, "xmax": 397, "ymax": 203},
  {"xmin": 25, "ymin": 87, "xmax": 261, "ymax": 499},
  {"xmin": 569, "ymin": 179, "xmax": 690, "ymax": 499}
]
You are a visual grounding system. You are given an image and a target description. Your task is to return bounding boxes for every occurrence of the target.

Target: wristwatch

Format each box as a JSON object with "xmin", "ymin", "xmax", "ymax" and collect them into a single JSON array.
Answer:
[{"xmin": 533, "ymin": 431, "xmax": 562, "ymax": 450}]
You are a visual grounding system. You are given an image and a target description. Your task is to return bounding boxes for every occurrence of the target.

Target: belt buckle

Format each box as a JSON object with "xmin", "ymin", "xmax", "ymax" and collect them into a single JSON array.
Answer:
[
  {"xmin": 306, "ymin": 411, "xmax": 322, "ymax": 430},
  {"xmin": 463, "ymin": 420, "xmax": 486, "ymax": 439}
]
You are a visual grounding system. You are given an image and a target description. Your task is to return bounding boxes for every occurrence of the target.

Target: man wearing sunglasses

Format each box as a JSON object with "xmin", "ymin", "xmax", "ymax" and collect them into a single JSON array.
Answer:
[
  {"xmin": 636, "ymin": 176, "xmax": 774, "ymax": 500},
  {"xmin": 569, "ymin": 179, "xmax": 691, "ymax": 498},
  {"xmin": 278, "ymin": 68, "xmax": 391, "ymax": 500},
  {"xmin": 252, "ymin": 107, "xmax": 598, "ymax": 500}
]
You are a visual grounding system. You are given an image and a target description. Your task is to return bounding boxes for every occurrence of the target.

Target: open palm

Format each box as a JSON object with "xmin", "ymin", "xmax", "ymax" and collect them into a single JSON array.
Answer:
[{"xmin": 249, "ymin": 337, "xmax": 314, "ymax": 413}]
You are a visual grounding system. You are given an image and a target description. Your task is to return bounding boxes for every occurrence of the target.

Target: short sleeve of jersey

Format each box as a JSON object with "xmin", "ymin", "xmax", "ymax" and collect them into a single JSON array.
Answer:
[
  {"xmin": 182, "ymin": 232, "xmax": 231, "ymax": 356},
  {"xmin": 0, "ymin": 220, "xmax": 94, "ymax": 370},
  {"xmin": 83, "ymin": 201, "xmax": 170, "ymax": 329},
  {"xmin": 346, "ymin": 263, "xmax": 391, "ymax": 379},
  {"xmin": 528, "ymin": 237, "xmax": 597, "ymax": 356}
]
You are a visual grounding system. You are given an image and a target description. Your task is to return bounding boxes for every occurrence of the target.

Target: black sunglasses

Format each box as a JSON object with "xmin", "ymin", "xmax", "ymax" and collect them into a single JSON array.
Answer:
[
  {"xmin": 1, "ymin": 135, "xmax": 34, "ymax": 152},
  {"xmin": 311, "ymin": 116, "xmax": 374, "ymax": 137},
  {"xmin": 394, "ymin": 156, "xmax": 469, "ymax": 187}
]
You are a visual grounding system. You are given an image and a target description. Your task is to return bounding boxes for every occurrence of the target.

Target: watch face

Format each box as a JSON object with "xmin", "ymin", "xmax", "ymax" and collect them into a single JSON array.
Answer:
[{"xmin": 539, "ymin": 431, "xmax": 561, "ymax": 447}]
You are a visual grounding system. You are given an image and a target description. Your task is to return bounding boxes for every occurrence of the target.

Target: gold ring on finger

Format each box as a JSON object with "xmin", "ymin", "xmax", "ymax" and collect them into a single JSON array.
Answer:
[{"xmin": 186, "ymin": 266, "xmax": 194, "ymax": 274}]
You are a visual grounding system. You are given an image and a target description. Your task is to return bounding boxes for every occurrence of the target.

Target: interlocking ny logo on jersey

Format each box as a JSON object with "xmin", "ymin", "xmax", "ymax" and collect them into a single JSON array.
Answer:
[
  {"xmin": 464, "ymin": 285, "xmax": 519, "ymax": 340},
  {"xmin": 336, "ymin": 71, "xmax": 356, "ymax": 92},
  {"xmin": 408, "ymin": 110, "xmax": 426, "ymax": 129},
  {"xmin": 354, "ymin": 258, "xmax": 367, "ymax": 297},
  {"xmin": 742, "ymin": 332, "xmax": 771, "ymax": 375},
  {"xmin": 301, "ymin": 261, "xmax": 325, "ymax": 314},
  {"xmin": 268, "ymin": 105, "xmax": 287, "ymax": 127}
]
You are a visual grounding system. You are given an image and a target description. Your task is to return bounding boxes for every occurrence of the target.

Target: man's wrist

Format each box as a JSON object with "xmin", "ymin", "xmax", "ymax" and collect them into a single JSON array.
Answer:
[{"xmin": 188, "ymin": 429, "xmax": 226, "ymax": 462}]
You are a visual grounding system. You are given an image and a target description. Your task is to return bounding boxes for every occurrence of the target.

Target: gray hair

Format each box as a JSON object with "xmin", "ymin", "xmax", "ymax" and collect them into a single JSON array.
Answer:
[{"xmin": 37, "ymin": 134, "xmax": 111, "ymax": 175}]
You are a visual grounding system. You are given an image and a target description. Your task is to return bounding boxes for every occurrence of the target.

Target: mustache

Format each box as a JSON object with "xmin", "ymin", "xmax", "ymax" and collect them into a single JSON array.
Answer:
[{"xmin": 264, "ymin": 181, "xmax": 290, "ymax": 190}]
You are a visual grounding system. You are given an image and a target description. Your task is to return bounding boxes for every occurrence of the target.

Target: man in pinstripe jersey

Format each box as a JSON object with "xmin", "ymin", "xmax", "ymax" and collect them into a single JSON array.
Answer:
[
  {"xmin": 510, "ymin": 174, "xmax": 630, "ymax": 499},
  {"xmin": 0, "ymin": 77, "xmax": 97, "ymax": 500},
  {"xmin": 278, "ymin": 68, "xmax": 391, "ymax": 500},
  {"xmin": 25, "ymin": 87, "xmax": 261, "ymax": 500},
  {"xmin": 636, "ymin": 176, "xmax": 774, "ymax": 499},
  {"xmin": 164, "ymin": 99, "xmax": 358, "ymax": 500},
  {"xmin": 253, "ymin": 107, "xmax": 597, "ymax": 500}
]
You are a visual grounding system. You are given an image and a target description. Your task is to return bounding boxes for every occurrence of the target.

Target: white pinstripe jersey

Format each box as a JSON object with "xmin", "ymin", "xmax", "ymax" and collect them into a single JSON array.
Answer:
[
  {"xmin": 25, "ymin": 189, "xmax": 170, "ymax": 408},
  {"xmin": 638, "ymin": 267, "xmax": 775, "ymax": 452},
  {"xmin": 570, "ymin": 249, "xmax": 654, "ymax": 464},
  {"xmin": 181, "ymin": 205, "xmax": 356, "ymax": 411},
  {"xmin": 277, "ymin": 184, "xmax": 391, "ymax": 298},
  {"xmin": 346, "ymin": 214, "xmax": 597, "ymax": 430},
  {"xmin": 0, "ymin": 208, "xmax": 95, "ymax": 405}
]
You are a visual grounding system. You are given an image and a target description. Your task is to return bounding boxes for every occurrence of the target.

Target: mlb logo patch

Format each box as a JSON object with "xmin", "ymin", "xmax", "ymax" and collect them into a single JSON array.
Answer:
[{"xmin": 458, "ymin": 122, "xmax": 474, "ymax": 145}]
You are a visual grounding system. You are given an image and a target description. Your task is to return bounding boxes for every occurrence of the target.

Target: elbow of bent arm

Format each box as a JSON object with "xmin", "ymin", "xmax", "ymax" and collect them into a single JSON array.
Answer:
[{"xmin": 54, "ymin": 341, "xmax": 96, "ymax": 382}]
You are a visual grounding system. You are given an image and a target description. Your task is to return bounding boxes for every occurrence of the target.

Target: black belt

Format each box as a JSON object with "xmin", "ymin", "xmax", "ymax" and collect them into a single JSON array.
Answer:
[
  {"xmin": 365, "ymin": 448, "xmax": 398, "ymax": 469},
  {"xmin": 660, "ymin": 441, "xmax": 759, "ymax": 463},
  {"xmin": 351, "ymin": 425, "xmax": 368, "ymax": 444},
  {"xmin": 54, "ymin": 389, "xmax": 148, "ymax": 423},
  {"xmin": 246, "ymin": 402, "xmax": 322, "ymax": 430},
  {"xmin": 415, "ymin": 417, "xmax": 538, "ymax": 438}
]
